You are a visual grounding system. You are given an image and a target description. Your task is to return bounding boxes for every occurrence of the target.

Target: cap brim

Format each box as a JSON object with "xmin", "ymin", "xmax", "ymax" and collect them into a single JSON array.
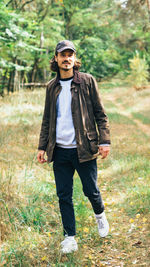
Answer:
[{"xmin": 57, "ymin": 46, "xmax": 76, "ymax": 53}]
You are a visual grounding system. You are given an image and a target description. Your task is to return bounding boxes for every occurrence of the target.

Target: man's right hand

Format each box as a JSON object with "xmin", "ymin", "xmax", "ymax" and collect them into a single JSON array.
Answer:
[{"xmin": 37, "ymin": 150, "xmax": 47, "ymax": 164}]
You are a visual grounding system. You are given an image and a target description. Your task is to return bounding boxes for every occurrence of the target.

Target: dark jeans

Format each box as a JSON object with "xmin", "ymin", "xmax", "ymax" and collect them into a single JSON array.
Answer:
[{"xmin": 53, "ymin": 147, "xmax": 104, "ymax": 236}]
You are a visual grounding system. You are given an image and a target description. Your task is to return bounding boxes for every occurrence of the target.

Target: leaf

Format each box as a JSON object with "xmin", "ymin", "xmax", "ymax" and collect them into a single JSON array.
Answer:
[
  {"xmin": 143, "ymin": 218, "xmax": 147, "ymax": 223},
  {"xmin": 5, "ymin": 28, "xmax": 14, "ymax": 38},
  {"xmin": 83, "ymin": 227, "xmax": 89, "ymax": 233},
  {"xmin": 41, "ymin": 256, "xmax": 47, "ymax": 261},
  {"xmin": 46, "ymin": 232, "xmax": 51, "ymax": 237},
  {"xmin": 136, "ymin": 213, "xmax": 140, "ymax": 219},
  {"xmin": 132, "ymin": 241, "xmax": 142, "ymax": 247},
  {"xmin": 88, "ymin": 254, "xmax": 93, "ymax": 259}
]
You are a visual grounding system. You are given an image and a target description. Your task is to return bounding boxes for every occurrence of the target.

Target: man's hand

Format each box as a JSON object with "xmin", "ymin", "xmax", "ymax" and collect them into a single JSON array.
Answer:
[
  {"xmin": 98, "ymin": 146, "xmax": 110, "ymax": 159},
  {"xmin": 37, "ymin": 150, "xmax": 47, "ymax": 163}
]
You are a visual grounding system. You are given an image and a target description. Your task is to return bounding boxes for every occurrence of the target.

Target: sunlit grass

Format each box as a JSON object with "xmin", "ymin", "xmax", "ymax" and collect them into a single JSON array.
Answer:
[
  {"xmin": 108, "ymin": 112, "xmax": 136, "ymax": 124},
  {"xmin": 132, "ymin": 111, "xmax": 150, "ymax": 125},
  {"xmin": 0, "ymin": 83, "xmax": 150, "ymax": 266}
]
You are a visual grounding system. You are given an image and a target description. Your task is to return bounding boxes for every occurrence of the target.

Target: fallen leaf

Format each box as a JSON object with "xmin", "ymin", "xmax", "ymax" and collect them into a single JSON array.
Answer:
[
  {"xmin": 41, "ymin": 256, "xmax": 47, "ymax": 261},
  {"xmin": 83, "ymin": 245, "xmax": 88, "ymax": 249},
  {"xmin": 143, "ymin": 218, "xmax": 147, "ymax": 223},
  {"xmin": 132, "ymin": 241, "xmax": 142, "ymax": 247},
  {"xmin": 46, "ymin": 232, "xmax": 51, "ymax": 237},
  {"xmin": 83, "ymin": 227, "xmax": 89, "ymax": 233}
]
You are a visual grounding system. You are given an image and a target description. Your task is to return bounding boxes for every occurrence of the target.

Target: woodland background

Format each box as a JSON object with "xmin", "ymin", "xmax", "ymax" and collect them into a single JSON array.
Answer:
[
  {"xmin": 0, "ymin": 0, "xmax": 150, "ymax": 94},
  {"xmin": 0, "ymin": 0, "xmax": 150, "ymax": 266}
]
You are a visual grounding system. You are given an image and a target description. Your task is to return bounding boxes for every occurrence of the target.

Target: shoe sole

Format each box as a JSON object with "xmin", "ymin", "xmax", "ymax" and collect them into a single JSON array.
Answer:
[
  {"xmin": 61, "ymin": 246, "xmax": 78, "ymax": 254},
  {"xmin": 99, "ymin": 225, "xmax": 109, "ymax": 238}
]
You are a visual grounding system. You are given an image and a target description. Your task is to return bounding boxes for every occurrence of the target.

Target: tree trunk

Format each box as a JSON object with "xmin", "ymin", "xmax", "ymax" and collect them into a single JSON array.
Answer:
[
  {"xmin": 146, "ymin": 0, "xmax": 150, "ymax": 21},
  {"xmin": 31, "ymin": 57, "xmax": 39, "ymax": 83},
  {"xmin": 7, "ymin": 71, "xmax": 14, "ymax": 94},
  {"xmin": 0, "ymin": 70, "xmax": 7, "ymax": 96},
  {"xmin": 14, "ymin": 67, "xmax": 20, "ymax": 91}
]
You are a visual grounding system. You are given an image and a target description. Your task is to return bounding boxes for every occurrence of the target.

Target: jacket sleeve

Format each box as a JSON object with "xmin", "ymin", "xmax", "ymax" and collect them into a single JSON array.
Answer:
[
  {"xmin": 38, "ymin": 86, "xmax": 50, "ymax": 150},
  {"xmin": 89, "ymin": 75, "xmax": 111, "ymax": 145}
]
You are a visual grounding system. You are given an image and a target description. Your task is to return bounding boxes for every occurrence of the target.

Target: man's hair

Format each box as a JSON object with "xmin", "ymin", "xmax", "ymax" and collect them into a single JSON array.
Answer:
[{"xmin": 50, "ymin": 52, "xmax": 81, "ymax": 72}]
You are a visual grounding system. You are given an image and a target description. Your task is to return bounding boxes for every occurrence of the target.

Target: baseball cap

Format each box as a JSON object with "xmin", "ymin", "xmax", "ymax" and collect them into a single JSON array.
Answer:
[{"xmin": 55, "ymin": 40, "xmax": 76, "ymax": 53}]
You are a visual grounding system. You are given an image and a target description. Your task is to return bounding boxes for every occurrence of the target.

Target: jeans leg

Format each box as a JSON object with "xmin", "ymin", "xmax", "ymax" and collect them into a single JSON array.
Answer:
[
  {"xmin": 72, "ymin": 152, "xmax": 104, "ymax": 214},
  {"xmin": 53, "ymin": 148, "xmax": 76, "ymax": 236}
]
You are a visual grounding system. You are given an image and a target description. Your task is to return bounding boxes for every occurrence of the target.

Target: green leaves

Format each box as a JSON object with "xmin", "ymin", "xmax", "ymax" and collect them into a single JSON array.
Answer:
[
  {"xmin": 0, "ymin": 0, "xmax": 149, "ymax": 93},
  {"xmin": 128, "ymin": 52, "xmax": 149, "ymax": 90}
]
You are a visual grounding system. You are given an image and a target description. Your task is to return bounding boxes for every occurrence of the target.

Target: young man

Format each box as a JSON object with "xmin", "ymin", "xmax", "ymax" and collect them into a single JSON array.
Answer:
[{"xmin": 37, "ymin": 40, "xmax": 111, "ymax": 253}]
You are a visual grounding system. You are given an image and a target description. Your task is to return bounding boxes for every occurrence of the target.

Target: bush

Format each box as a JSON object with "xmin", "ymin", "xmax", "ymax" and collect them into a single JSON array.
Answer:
[{"xmin": 127, "ymin": 52, "xmax": 149, "ymax": 90}]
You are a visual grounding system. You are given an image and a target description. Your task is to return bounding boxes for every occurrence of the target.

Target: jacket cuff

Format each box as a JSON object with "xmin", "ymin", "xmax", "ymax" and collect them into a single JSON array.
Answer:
[
  {"xmin": 99, "ymin": 144, "xmax": 110, "ymax": 146},
  {"xmin": 38, "ymin": 145, "xmax": 47, "ymax": 151}
]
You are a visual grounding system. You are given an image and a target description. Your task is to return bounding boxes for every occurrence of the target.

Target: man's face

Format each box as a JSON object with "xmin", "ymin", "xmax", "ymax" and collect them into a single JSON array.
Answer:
[{"xmin": 55, "ymin": 49, "xmax": 76, "ymax": 71}]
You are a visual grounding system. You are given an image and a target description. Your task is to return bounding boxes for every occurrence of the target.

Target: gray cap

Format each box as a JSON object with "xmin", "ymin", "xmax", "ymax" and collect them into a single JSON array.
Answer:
[{"xmin": 55, "ymin": 40, "xmax": 76, "ymax": 53}]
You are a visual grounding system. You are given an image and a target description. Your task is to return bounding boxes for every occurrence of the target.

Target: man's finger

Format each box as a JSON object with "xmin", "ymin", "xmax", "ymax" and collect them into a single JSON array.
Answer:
[
  {"xmin": 101, "ymin": 150, "xmax": 109, "ymax": 159},
  {"xmin": 37, "ymin": 151, "xmax": 46, "ymax": 163}
]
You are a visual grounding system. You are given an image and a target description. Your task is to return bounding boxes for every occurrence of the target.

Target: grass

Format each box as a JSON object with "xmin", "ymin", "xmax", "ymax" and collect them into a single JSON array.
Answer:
[
  {"xmin": 131, "ymin": 111, "xmax": 150, "ymax": 125},
  {"xmin": 107, "ymin": 112, "xmax": 136, "ymax": 124},
  {"xmin": 0, "ymin": 84, "xmax": 150, "ymax": 266}
]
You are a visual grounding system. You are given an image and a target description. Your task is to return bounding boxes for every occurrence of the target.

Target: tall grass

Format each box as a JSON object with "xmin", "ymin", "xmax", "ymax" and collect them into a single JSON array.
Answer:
[{"xmin": 0, "ymin": 86, "xmax": 150, "ymax": 266}]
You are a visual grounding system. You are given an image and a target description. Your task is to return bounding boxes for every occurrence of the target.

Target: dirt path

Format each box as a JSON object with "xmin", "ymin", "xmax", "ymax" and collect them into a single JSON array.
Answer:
[{"xmin": 105, "ymin": 87, "xmax": 150, "ymax": 135}]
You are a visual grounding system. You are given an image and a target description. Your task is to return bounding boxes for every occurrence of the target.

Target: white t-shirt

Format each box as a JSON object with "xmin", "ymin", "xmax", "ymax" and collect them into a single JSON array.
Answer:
[{"xmin": 56, "ymin": 77, "xmax": 77, "ymax": 148}]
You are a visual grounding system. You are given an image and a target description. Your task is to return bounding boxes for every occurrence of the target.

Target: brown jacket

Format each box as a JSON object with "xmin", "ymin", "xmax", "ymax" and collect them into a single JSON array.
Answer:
[{"xmin": 38, "ymin": 70, "xmax": 110, "ymax": 163}]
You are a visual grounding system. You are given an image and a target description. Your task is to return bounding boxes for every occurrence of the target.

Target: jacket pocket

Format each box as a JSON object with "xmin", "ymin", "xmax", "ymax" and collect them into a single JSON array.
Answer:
[{"xmin": 87, "ymin": 131, "xmax": 98, "ymax": 154}]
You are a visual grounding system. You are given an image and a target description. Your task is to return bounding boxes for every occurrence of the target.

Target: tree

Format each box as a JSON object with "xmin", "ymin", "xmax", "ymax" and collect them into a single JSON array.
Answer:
[{"xmin": 0, "ymin": 0, "xmax": 149, "ymax": 95}]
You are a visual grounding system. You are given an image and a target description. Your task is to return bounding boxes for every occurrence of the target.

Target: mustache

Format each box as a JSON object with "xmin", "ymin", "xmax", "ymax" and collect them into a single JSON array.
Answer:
[{"xmin": 63, "ymin": 61, "xmax": 70, "ymax": 64}]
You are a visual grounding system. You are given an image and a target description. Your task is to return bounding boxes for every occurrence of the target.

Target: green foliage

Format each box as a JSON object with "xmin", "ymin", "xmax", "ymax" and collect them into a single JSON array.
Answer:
[
  {"xmin": 77, "ymin": 37, "xmax": 121, "ymax": 79},
  {"xmin": 128, "ymin": 52, "xmax": 149, "ymax": 90},
  {"xmin": 0, "ymin": 0, "xmax": 150, "ymax": 93},
  {"xmin": 0, "ymin": 2, "xmax": 37, "ymax": 73}
]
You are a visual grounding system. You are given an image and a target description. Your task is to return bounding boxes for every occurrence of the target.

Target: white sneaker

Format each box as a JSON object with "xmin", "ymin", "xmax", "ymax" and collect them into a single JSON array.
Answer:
[
  {"xmin": 95, "ymin": 211, "xmax": 109, "ymax": 237},
  {"xmin": 60, "ymin": 236, "xmax": 78, "ymax": 253}
]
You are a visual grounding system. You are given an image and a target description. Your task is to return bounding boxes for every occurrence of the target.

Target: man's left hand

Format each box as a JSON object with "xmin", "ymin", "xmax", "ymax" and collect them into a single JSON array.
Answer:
[{"xmin": 98, "ymin": 146, "xmax": 110, "ymax": 159}]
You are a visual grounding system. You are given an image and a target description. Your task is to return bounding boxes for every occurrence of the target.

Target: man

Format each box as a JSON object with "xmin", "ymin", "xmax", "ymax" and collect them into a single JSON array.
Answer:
[{"xmin": 37, "ymin": 40, "xmax": 111, "ymax": 254}]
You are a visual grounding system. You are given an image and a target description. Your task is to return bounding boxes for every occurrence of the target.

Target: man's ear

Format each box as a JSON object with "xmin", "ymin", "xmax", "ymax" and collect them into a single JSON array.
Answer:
[{"xmin": 55, "ymin": 55, "xmax": 57, "ymax": 62}]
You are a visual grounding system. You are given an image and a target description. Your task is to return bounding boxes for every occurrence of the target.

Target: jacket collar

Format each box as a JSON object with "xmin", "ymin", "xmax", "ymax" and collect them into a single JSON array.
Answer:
[
  {"xmin": 54, "ymin": 70, "xmax": 81, "ymax": 86},
  {"xmin": 73, "ymin": 70, "xmax": 81, "ymax": 84}
]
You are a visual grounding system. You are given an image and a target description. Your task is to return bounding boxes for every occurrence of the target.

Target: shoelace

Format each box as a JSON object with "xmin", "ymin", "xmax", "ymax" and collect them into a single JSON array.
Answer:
[
  {"xmin": 97, "ymin": 218, "xmax": 104, "ymax": 229},
  {"xmin": 61, "ymin": 237, "xmax": 69, "ymax": 244},
  {"xmin": 61, "ymin": 237, "xmax": 74, "ymax": 246}
]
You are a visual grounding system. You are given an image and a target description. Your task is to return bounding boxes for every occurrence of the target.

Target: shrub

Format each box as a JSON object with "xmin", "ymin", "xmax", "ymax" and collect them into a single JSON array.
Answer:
[{"xmin": 127, "ymin": 52, "xmax": 149, "ymax": 90}]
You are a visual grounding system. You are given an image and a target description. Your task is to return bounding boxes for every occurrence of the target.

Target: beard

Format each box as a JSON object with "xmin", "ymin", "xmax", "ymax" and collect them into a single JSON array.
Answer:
[
  {"xmin": 61, "ymin": 63, "xmax": 72, "ymax": 71},
  {"xmin": 62, "ymin": 68, "xmax": 70, "ymax": 71}
]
